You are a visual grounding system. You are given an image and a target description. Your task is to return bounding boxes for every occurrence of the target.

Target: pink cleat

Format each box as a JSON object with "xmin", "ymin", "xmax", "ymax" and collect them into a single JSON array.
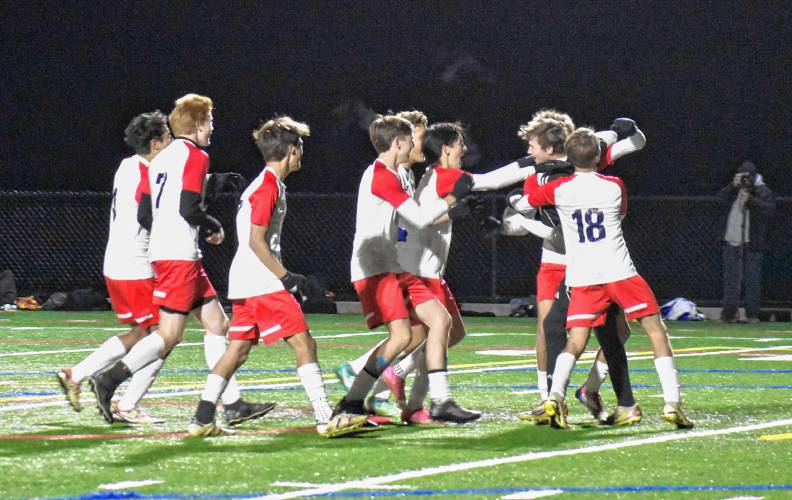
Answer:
[
  {"xmin": 403, "ymin": 406, "xmax": 436, "ymax": 425},
  {"xmin": 381, "ymin": 366, "xmax": 406, "ymax": 408}
]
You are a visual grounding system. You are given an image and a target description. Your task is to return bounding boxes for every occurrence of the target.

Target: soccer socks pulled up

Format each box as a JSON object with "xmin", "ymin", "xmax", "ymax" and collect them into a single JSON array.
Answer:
[
  {"xmin": 120, "ymin": 332, "xmax": 165, "ymax": 373},
  {"xmin": 654, "ymin": 356, "xmax": 681, "ymax": 403},
  {"xmin": 71, "ymin": 335, "xmax": 126, "ymax": 383},
  {"xmin": 203, "ymin": 335, "xmax": 242, "ymax": 405},
  {"xmin": 297, "ymin": 363, "xmax": 333, "ymax": 424},
  {"xmin": 194, "ymin": 373, "xmax": 228, "ymax": 423},
  {"xmin": 536, "ymin": 370, "xmax": 549, "ymax": 400},
  {"xmin": 116, "ymin": 358, "xmax": 164, "ymax": 412},
  {"xmin": 549, "ymin": 352, "xmax": 577, "ymax": 398},
  {"xmin": 428, "ymin": 369, "xmax": 451, "ymax": 405},
  {"xmin": 394, "ymin": 345, "xmax": 423, "ymax": 378},
  {"xmin": 407, "ymin": 348, "xmax": 429, "ymax": 410},
  {"xmin": 584, "ymin": 361, "xmax": 609, "ymax": 394}
]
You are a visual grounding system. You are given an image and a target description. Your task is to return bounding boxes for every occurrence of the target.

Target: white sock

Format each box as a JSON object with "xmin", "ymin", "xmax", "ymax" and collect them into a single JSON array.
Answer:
[
  {"xmin": 584, "ymin": 361, "xmax": 609, "ymax": 394},
  {"xmin": 122, "ymin": 333, "xmax": 165, "ymax": 373},
  {"xmin": 372, "ymin": 379, "xmax": 391, "ymax": 400},
  {"xmin": 536, "ymin": 370, "xmax": 548, "ymax": 400},
  {"xmin": 203, "ymin": 334, "xmax": 242, "ymax": 405},
  {"xmin": 71, "ymin": 335, "xmax": 127, "ymax": 382},
  {"xmin": 200, "ymin": 373, "xmax": 228, "ymax": 404},
  {"xmin": 350, "ymin": 339, "xmax": 386, "ymax": 374},
  {"xmin": 117, "ymin": 358, "xmax": 164, "ymax": 411},
  {"xmin": 654, "ymin": 356, "xmax": 681, "ymax": 403},
  {"xmin": 298, "ymin": 363, "xmax": 333, "ymax": 424},
  {"xmin": 407, "ymin": 348, "xmax": 429, "ymax": 411},
  {"xmin": 347, "ymin": 369, "xmax": 377, "ymax": 401},
  {"xmin": 428, "ymin": 370, "xmax": 451, "ymax": 404},
  {"xmin": 549, "ymin": 352, "xmax": 577, "ymax": 398},
  {"xmin": 394, "ymin": 346, "xmax": 422, "ymax": 378}
]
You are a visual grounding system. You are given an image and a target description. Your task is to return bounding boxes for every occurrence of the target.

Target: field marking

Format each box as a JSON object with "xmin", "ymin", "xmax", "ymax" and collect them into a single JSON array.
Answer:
[
  {"xmin": 503, "ymin": 491, "xmax": 562, "ymax": 499},
  {"xmin": 272, "ymin": 481, "xmax": 410, "ymax": 490},
  {"xmin": 98, "ymin": 479, "xmax": 164, "ymax": 491},
  {"xmin": 0, "ymin": 426, "xmax": 314, "ymax": 441},
  {"xmin": 758, "ymin": 432, "xmax": 792, "ymax": 442},
  {"xmin": 0, "ymin": 341, "xmax": 204, "ymax": 358},
  {"xmin": 739, "ymin": 355, "xmax": 792, "ymax": 361},
  {"xmin": 254, "ymin": 418, "xmax": 792, "ymax": 499}
]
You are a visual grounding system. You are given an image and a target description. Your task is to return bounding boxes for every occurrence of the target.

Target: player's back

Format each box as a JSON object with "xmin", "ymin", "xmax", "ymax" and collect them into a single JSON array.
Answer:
[
  {"xmin": 103, "ymin": 155, "xmax": 153, "ymax": 280},
  {"xmin": 228, "ymin": 168, "xmax": 286, "ymax": 299},
  {"xmin": 148, "ymin": 138, "xmax": 207, "ymax": 261},
  {"xmin": 350, "ymin": 161, "xmax": 404, "ymax": 281},
  {"xmin": 553, "ymin": 172, "xmax": 636, "ymax": 286}
]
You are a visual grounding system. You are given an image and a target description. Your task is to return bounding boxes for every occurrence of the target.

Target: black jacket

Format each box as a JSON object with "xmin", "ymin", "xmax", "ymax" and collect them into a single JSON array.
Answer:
[{"xmin": 717, "ymin": 182, "xmax": 776, "ymax": 250}]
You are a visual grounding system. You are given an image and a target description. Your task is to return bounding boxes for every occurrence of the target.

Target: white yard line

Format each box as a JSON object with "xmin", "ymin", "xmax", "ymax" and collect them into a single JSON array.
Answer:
[
  {"xmin": 272, "ymin": 481, "xmax": 409, "ymax": 490},
  {"xmin": 255, "ymin": 418, "xmax": 792, "ymax": 499},
  {"xmin": 98, "ymin": 480, "xmax": 164, "ymax": 491},
  {"xmin": 0, "ymin": 342, "xmax": 204, "ymax": 358}
]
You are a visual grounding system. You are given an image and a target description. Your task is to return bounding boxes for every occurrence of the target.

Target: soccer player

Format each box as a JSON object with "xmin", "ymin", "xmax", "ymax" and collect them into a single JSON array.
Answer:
[
  {"xmin": 56, "ymin": 111, "xmax": 170, "ymax": 424},
  {"xmin": 89, "ymin": 94, "xmax": 274, "ymax": 426},
  {"xmin": 188, "ymin": 116, "xmax": 368, "ymax": 437},
  {"xmin": 337, "ymin": 114, "xmax": 479, "ymax": 423},
  {"xmin": 528, "ymin": 127, "xmax": 694, "ymax": 430}
]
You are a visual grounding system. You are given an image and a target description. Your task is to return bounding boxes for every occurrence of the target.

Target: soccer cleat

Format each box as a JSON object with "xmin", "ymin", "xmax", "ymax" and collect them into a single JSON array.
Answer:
[
  {"xmin": 544, "ymin": 393, "xmax": 569, "ymax": 429},
  {"xmin": 88, "ymin": 374, "xmax": 115, "ymax": 424},
  {"xmin": 334, "ymin": 363, "xmax": 357, "ymax": 391},
  {"xmin": 56, "ymin": 368, "xmax": 82, "ymax": 412},
  {"xmin": 365, "ymin": 396, "xmax": 403, "ymax": 422},
  {"xmin": 402, "ymin": 406, "xmax": 436, "ymax": 425},
  {"xmin": 662, "ymin": 402, "xmax": 695, "ymax": 429},
  {"xmin": 223, "ymin": 400, "xmax": 277, "ymax": 427},
  {"xmin": 332, "ymin": 395, "xmax": 368, "ymax": 418},
  {"xmin": 112, "ymin": 403, "xmax": 165, "ymax": 425},
  {"xmin": 187, "ymin": 419, "xmax": 233, "ymax": 437},
  {"xmin": 380, "ymin": 367, "xmax": 406, "ymax": 408},
  {"xmin": 574, "ymin": 385, "xmax": 607, "ymax": 422},
  {"xmin": 317, "ymin": 413, "xmax": 369, "ymax": 438},
  {"xmin": 604, "ymin": 404, "xmax": 643, "ymax": 426},
  {"xmin": 517, "ymin": 400, "xmax": 551, "ymax": 425},
  {"xmin": 429, "ymin": 399, "xmax": 481, "ymax": 424}
]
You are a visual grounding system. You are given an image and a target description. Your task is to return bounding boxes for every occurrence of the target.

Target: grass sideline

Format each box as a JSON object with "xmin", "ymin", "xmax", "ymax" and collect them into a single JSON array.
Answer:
[{"xmin": 0, "ymin": 311, "xmax": 791, "ymax": 499}]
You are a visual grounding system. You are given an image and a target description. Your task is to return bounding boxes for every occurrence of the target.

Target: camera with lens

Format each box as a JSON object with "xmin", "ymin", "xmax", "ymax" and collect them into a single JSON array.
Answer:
[{"xmin": 739, "ymin": 172, "xmax": 756, "ymax": 189}]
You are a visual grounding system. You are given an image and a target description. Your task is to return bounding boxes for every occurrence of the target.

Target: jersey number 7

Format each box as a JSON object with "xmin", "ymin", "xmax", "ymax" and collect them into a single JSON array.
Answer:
[
  {"xmin": 155, "ymin": 173, "xmax": 168, "ymax": 209},
  {"xmin": 571, "ymin": 208, "xmax": 606, "ymax": 243}
]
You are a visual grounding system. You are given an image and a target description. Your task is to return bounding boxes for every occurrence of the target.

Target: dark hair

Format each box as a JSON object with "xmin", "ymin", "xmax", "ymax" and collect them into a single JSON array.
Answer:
[
  {"xmin": 422, "ymin": 122, "xmax": 464, "ymax": 165},
  {"xmin": 124, "ymin": 111, "xmax": 169, "ymax": 155},
  {"xmin": 369, "ymin": 115, "xmax": 413, "ymax": 153},
  {"xmin": 252, "ymin": 116, "xmax": 310, "ymax": 161}
]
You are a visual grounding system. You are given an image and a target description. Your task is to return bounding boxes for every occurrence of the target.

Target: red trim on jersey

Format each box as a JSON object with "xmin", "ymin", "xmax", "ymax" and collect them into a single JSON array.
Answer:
[
  {"xmin": 135, "ymin": 161, "xmax": 150, "ymax": 204},
  {"xmin": 596, "ymin": 173, "xmax": 628, "ymax": 216},
  {"xmin": 181, "ymin": 142, "xmax": 209, "ymax": 193},
  {"xmin": 523, "ymin": 173, "xmax": 540, "ymax": 196},
  {"xmin": 433, "ymin": 167, "xmax": 465, "ymax": 197},
  {"xmin": 598, "ymin": 144, "xmax": 614, "ymax": 170},
  {"xmin": 528, "ymin": 175, "xmax": 575, "ymax": 208},
  {"xmin": 249, "ymin": 169, "xmax": 280, "ymax": 227},
  {"xmin": 371, "ymin": 160, "xmax": 409, "ymax": 208}
]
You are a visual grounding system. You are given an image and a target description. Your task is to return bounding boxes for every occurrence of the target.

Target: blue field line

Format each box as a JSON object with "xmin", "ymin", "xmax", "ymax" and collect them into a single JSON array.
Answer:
[
  {"xmin": 3, "ymin": 367, "xmax": 792, "ymax": 377},
  {"xmin": 4, "ymin": 383, "xmax": 792, "ymax": 399},
  {"xmin": 30, "ymin": 483, "xmax": 792, "ymax": 500}
]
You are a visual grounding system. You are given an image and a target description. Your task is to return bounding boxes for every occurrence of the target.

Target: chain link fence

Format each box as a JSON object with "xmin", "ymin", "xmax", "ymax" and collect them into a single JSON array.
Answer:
[{"xmin": 1, "ymin": 191, "xmax": 790, "ymax": 307}]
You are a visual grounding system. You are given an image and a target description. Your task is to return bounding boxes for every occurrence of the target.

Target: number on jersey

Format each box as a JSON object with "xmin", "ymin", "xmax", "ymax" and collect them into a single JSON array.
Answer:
[
  {"xmin": 155, "ymin": 173, "xmax": 168, "ymax": 208},
  {"xmin": 571, "ymin": 208, "xmax": 606, "ymax": 243}
]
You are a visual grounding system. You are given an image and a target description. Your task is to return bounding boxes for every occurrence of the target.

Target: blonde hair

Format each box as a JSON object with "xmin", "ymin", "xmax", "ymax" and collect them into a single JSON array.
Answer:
[
  {"xmin": 395, "ymin": 110, "xmax": 428, "ymax": 128},
  {"xmin": 252, "ymin": 116, "xmax": 310, "ymax": 161},
  {"xmin": 169, "ymin": 94, "xmax": 213, "ymax": 136},
  {"xmin": 517, "ymin": 109, "xmax": 575, "ymax": 154}
]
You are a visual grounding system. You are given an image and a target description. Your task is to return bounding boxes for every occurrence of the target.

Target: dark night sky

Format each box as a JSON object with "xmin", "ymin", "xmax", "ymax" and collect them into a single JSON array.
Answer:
[{"xmin": 3, "ymin": 1, "xmax": 792, "ymax": 195}]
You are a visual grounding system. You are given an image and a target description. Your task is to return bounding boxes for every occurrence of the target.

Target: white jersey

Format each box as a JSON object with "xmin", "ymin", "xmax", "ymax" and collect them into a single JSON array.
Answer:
[
  {"xmin": 350, "ymin": 159, "xmax": 448, "ymax": 282},
  {"xmin": 103, "ymin": 155, "xmax": 154, "ymax": 280},
  {"xmin": 528, "ymin": 171, "xmax": 636, "ymax": 286},
  {"xmin": 148, "ymin": 138, "xmax": 208, "ymax": 261},
  {"xmin": 228, "ymin": 167, "xmax": 287, "ymax": 299}
]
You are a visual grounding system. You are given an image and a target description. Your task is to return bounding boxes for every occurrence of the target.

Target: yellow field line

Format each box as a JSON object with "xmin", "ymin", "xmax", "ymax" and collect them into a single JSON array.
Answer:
[{"xmin": 758, "ymin": 432, "xmax": 792, "ymax": 441}]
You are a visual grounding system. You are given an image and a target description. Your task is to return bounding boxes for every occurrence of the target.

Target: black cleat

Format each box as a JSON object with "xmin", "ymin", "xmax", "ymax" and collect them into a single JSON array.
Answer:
[
  {"xmin": 223, "ymin": 400, "xmax": 276, "ymax": 427},
  {"xmin": 88, "ymin": 374, "xmax": 115, "ymax": 424},
  {"xmin": 332, "ymin": 396, "xmax": 368, "ymax": 418},
  {"xmin": 429, "ymin": 399, "xmax": 481, "ymax": 424}
]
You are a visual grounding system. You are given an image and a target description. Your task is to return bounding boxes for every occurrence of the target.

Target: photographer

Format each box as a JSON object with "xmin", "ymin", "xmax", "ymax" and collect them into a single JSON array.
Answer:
[{"xmin": 718, "ymin": 160, "xmax": 776, "ymax": 323}]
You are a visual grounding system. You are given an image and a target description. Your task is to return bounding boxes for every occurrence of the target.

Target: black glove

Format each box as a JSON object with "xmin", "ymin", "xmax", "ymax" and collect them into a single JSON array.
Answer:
[
  {"xmin": 281, "ymin": 271, "xmax": 308, "ymax": 294},
  {"xmin": 448, "ymin": 195, "xmax": 485, "ymax": 220},
  {"xmin": 610, "ymin": 118, "xmax": 637, "ymax": 140},
  {"xmin": 516, "ymin": 155, "xmax": 536, "ymax": 168},
  {"xmin": 451, "ymin": 173, "xmax": 474, "ymax": 199},
  {"xmin": 480, "ymin": 215, "xmax": 502, "ymax": 239},
  {"xmin": 205, "ymin": 173, "xmax": 248, "ymax": 207}
]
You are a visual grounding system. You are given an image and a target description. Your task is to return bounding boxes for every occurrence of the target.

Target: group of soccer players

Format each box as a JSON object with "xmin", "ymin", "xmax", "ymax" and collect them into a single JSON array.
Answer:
[{"xmin": 56, "ymin": 93, "xmax": 694, "ymax": 438}]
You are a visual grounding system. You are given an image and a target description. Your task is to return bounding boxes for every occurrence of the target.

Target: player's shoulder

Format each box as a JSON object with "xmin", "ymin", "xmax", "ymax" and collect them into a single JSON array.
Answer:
[{"xmin": 594, "ymin": 173, "xmax": 626, "ymax": 189}]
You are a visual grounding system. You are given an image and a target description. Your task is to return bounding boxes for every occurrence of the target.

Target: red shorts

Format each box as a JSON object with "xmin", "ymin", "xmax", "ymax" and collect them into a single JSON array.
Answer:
[
  {"xmin": 353, "ymin": 272, "xmax": 437, "ymax": 329},
  {"xmin": 536, "ymin": 263, "xmax": 567, "ymax": 302},
  {"xmin": 417, "ymin": 277, "xmax": 461, "ymax": 319},
  {"xmin": 104, "ymin": 277, "xmax": 158, "ymax": 329},
  {"xmin": 228, "ymin": 291, "xmax": 309, "ymax": 345},
  {"xmin": 567, "ymin": 274, "xmax": 660, "ymax": 328},
  {"xmin": 151, "ymin": 260, "xmax": 217, "ymax": 314}
]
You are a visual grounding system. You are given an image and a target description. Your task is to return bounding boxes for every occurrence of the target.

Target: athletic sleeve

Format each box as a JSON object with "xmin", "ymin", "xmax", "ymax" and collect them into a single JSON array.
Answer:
[
  {"xmin": 249, "ymin": 177, "xmax": 279, "ymax": 227},
  {"xmin": 608, "ymin": 128, "xmax": 647, "ymax": 163},
  {"xmin": 528, "ymin": 177, "xmax": 561, "ymax": 208},
  {"xmin": 616, "ymin": 178, "xmax": 629, "ymax": 218},
  {"xmin": 395, "ymin": 197, "xmax": 449, "ymax": 228},
  {"xmin": 471, "ymin": 161, "xmax": 535, "ymax": 191},
  {"xmin": 371, "ymin": 167, "xmax": 410, "ymax": 208},
  {"xmin": 434, "ymin": 168, "xmax": 465, "ymax": 197},
  {"xmin": 136, "ymin": 163, "xmax": 153, "ymax": 231},
  {"xmin": 178, "ymin": 148, "xmax": 220, "ymax": 232}
]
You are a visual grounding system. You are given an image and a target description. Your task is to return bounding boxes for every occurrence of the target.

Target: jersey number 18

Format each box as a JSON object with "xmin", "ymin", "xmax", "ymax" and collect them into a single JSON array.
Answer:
[{"xmin": 571, "ymin": 208, "xmax": 606, "ymax": 243}]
